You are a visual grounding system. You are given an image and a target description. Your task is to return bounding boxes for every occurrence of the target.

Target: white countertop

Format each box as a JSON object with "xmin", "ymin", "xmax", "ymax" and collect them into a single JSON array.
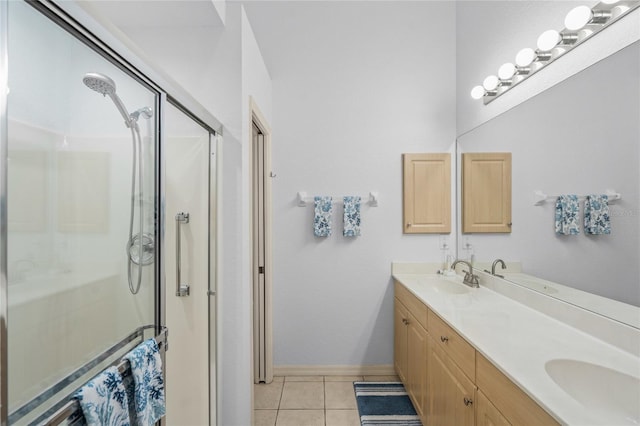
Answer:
[{"xmin": 392, "ymin": 267, "xmax": 640, "ymax": 426}]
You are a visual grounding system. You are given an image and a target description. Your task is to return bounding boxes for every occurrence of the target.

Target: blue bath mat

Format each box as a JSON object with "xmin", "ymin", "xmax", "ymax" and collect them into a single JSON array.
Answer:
[{"xmin": 353, "ymin": 382, "xmax": 422, "ymax": 425}]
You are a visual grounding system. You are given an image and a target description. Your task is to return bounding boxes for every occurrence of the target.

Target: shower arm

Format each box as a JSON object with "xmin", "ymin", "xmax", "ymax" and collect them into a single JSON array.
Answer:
[{"xmin": 107, "ymin": 92, "xmax": 135, "ymax": 128}]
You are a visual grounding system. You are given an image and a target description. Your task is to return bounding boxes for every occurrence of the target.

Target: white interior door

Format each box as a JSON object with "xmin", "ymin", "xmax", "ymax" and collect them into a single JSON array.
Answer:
[{"xmin": 165, "ymin": 104, "xmax": 212, "ymax": 425}]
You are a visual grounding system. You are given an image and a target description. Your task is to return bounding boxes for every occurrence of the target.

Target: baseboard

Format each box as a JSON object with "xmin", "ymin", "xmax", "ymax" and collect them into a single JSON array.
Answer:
[{"xmin": 273, "ymin": 364, "xmax": 396, "ymax": 377}]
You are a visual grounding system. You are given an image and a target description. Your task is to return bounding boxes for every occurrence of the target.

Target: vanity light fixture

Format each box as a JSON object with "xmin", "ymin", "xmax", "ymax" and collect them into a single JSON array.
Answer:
[
  {"xmin": 537, "ymin": 29, "xmax": 578, "ymax": 51},
  {"xmin": 515, "ymin": 47, "xmax": 536, "ymax": 67},
  {"xmin": 498, "ymin": 62, "xmax": 516, "ymax": 80},
  {"xmin": 565, "ymin": 5, "xmax": 611, "ymax": 30},
  {"xmin": 483, "ymin": 75, "xmax": 499, "ymax": 92},
  {"xmin": 470, "ymin": 85, "xmax": 485, "ymax": 100},
  {"xmin": 470, "ymin": 0, "xmax": 640, "ymax": 104}
]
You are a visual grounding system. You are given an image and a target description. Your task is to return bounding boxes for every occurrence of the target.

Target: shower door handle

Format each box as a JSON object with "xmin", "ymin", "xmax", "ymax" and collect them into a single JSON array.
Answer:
[{"xmin": 175, "ymin": 212, "xmax": 190, "ymax": 297}]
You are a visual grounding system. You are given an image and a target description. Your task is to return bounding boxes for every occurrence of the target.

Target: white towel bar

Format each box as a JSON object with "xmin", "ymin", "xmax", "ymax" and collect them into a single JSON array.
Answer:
[
  {"xmin": 533, "ymin": 190, "xmax": 621, "ymax": 206},
  {"xmin": 297, "ymin": 191, "xmax": 379, "ymax": 207}
]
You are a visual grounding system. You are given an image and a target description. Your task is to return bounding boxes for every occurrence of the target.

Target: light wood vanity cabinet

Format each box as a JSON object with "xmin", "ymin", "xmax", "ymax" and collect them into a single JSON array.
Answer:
[
  {"xmin": 476, "ymin": 390, "xmax": 511, "ymax": 426},
  {"xmin": 428, "ymin": 310, "xmax": 475, "ymax": 381},
  {"xmin": 476, "ymin": 354, "xmax": 559, "ymax": 426},
  {"xmin": 428, "ymin": 336, "xmax": 476, "ymax": 426},
  {"xmin": 394, "ymin": 280, "xmax": 560, "ymax": 426},
  {"xmin": 407, "ymin": 317, "xmax": 428, "ymax": 419},
  {"xmin": 394, "ymin": 298, "xmax": 409, "ymax": 383},
  {"xmin": 394, "ymin": 282, "xmax": 429, "ymax": 422}
]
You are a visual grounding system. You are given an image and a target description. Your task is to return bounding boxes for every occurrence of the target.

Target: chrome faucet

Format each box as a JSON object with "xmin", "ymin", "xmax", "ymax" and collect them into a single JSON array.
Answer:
[
  {"xmin": 451, "ymin": 259, "xmax": 479, "ymax": 288},
  {"xmin": 485, "ymin": 259, "xmax": 506, "ymax": 278}
]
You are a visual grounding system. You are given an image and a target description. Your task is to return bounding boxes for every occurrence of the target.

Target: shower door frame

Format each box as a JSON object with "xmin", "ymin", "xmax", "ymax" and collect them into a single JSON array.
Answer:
[
  {"xmin": 0, "ymin": 0, "xmax": 9, "ymax": 423},
  {"xmin": 0, "ymin": 1, "xmax": 223, "ymax": 424}
]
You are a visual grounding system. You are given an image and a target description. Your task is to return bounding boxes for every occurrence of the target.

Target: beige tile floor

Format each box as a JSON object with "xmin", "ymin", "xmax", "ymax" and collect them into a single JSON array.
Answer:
[{"xmin": 254, "ymin": 375, "xmax": 400, "ymax": 426}]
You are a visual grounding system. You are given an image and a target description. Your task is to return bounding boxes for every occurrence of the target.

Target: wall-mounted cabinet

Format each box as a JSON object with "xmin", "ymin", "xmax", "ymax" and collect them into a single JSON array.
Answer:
[
  {"xmin": 402, "ymin": 153, "xmax": 451, "ymax": 234},
  {"xmin": 462, "ymin": 152, "xmax": 512, "ymax": 233}
]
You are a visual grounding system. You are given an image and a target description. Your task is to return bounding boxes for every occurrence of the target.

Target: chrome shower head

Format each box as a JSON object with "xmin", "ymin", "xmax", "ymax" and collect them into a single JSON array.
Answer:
[
  {"xmin": 83, "ymin": 72, "xmax": 132, "ymax": 127},
  {"xmin": 83, "ymin": 72, "xmax": 116, "ymax": 96}
]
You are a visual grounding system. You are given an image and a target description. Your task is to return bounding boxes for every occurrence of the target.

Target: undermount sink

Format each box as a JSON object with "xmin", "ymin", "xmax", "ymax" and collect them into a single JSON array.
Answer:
[
  {"xmin": 545, "ymin": 359, "xmax": 640, "ymax": 424},
  {"xmin": 424, "ymin": 278, "xmax": 471, "ymax": 295}
]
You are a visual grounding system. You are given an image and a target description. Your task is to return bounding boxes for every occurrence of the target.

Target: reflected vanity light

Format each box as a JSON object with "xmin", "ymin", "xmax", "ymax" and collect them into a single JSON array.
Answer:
[
  {"xmin": 498, "ymin": 63, "xmax": 516, "ymax": 86},
  {"xmin": 470, "ymin": 1, "xmax": 640, "ymax": 105},
  {"xmin": 537, "ymin": 29, "xmax": 578, "ymax": 51},
  {"xmin": 515, "ymin": 48, "xmax": 536, "ymax": 67},
  {"xmin": 470, "ymin": 85, "xmax": 485, "ymax": 100},
  {"xmin": 483, "ymin": 75, "xmax": 499, "ymax": 91}
]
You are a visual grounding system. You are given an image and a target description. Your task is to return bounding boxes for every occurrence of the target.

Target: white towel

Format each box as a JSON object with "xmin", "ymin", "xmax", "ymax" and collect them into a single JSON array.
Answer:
[
  {"xmin": 123, "ymin": 339, "xmax": 166, "ymax": 426},
  {"xmin": 343, "ymin": 196, "xmax": 361, "ymax": 237},
  {"xmin": 76, "ymin": 366, "xmax": 131, "ymax": 426},
  {"xmin": 314, "ymin": 196, "xmax": 333, "ymax": 237}
]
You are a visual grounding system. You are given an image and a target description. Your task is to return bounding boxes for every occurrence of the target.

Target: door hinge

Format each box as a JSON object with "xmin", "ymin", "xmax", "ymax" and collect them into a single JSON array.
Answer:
[{"xmin": 258, "ymin": 266, "xmax": 265, "ymax": 274}]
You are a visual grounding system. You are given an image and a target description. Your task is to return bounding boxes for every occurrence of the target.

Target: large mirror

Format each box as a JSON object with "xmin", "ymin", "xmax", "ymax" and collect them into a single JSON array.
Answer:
[{"xmin": 456, "ymin": 40, "xmax": 640, "ymax": 328}]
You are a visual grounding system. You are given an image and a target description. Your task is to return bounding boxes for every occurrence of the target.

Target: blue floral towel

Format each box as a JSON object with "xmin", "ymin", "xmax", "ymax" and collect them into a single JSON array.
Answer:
[
  {"xmin": 123, "ymin": 339, "xmax": 166, "ymax": 426},
  {"xmin": 75, "ymin": 366, "xmax": 131, "ymax": 426},
  {"xmin": 584, "ymin": 194, "xmax": 611, "ymax": 235},
  {"xmin": 343, "ymin": 196, "xmax": 361, "ymax": 237},
  {"xmin": 314, "ymin": 196, "xmax": 333, "ymax": 237},
  {"xmin": 555, "ymin": 195, "xmax": 580, "ymax": 235}
]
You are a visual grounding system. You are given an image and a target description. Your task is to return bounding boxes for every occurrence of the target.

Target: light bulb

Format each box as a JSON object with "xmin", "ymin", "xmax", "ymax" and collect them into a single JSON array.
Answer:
[
  {"xmin": 516, "ymin": 48, "xmax": 536, "ymax": 67},
  {"xmin": 470, "ymin": 85, "xmax": 485, "ymax": 100},
  {"xmin": 600, "ymin": 0, "xmax": 619, "ymax": 4},
  {"xmin": 498, "ymin": 63, "xmax": 516, "ymax": 80},
  {"xmin": 537, "ymin": 30, "xmax": 561, "ymax": 51},
  {"xmin": 565, "ymin": 5, "xmax": 592, "ymax": 31},
  {"xmin": 483, "ymin": 75, "xmax": 499, "ymax": 91}
]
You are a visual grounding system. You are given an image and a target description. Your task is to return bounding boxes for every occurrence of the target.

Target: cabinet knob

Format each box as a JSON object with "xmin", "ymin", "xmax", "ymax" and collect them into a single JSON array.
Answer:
[
  {"xmin": 440, "ymin": 336, "xmax": 449, "ymax": 343},
  {"xmin": 463, "ymin": 397, "xmax": 473, "ymax": 407},
  {"xmin": 406, "ymin": 223, "xmax": 412, "ymax": 228}
]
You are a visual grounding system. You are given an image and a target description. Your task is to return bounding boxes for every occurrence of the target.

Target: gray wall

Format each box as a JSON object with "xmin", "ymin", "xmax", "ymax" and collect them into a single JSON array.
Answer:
[{"xmin": 245, "ymin": 1, "xmax": 457, "ymax": 367}]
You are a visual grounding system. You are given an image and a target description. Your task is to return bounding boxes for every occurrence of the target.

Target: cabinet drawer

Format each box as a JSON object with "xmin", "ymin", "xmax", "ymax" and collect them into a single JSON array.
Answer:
[
  {"xmin": 394, "ymin": 281, "xmax": 428, "ymax": 330},
  {"xmin": 428, "ymin": 310, "xmax": 475, "ymax": 381},
  {"xmin": 476, "ymin": 354, "xmax": 559, "ymax": 426}
]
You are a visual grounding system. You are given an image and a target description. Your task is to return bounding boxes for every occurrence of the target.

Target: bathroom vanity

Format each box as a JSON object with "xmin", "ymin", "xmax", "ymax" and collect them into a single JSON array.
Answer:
[{"xmin": 392, "ymin": 263, "xmax": 640, "ymax": 426}]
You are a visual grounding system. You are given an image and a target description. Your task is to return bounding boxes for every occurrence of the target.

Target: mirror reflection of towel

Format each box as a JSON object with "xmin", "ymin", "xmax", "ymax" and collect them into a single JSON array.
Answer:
[
  {"xmin": 314, "ymin": 196, "xmax": 332, "ymax": 237},
  {"xmin": 584, "ymin": 194, "xmax": 611, "ymax": 235},
  {"xmin": 555, "ymin": 195, "xmax": 580, "ymax": 235}
]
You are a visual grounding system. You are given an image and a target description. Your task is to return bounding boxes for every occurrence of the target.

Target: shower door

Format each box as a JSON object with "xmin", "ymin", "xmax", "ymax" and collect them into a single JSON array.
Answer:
[
  {"xmin": 5, "ymin": 2, "xmax": 159, "ymax": 423},
  {"xmin": 164, "ymin": 102, "xmax": 216, "ymax": 425}
]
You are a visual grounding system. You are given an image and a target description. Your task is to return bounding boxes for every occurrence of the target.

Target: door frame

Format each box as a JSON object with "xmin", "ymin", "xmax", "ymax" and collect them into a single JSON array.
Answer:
[{"xmin": 250, "ymin": 97, "xmax": 273, "ymax": 384}]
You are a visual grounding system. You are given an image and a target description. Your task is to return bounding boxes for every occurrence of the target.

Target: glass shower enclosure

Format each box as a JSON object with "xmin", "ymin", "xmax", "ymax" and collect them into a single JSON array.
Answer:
[{"xmin": 2, "ymin": 1, "xmax": 161, "ymax": 423}]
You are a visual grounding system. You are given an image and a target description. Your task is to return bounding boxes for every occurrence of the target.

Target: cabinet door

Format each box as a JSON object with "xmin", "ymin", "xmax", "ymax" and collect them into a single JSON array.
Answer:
[
  {"xmin": 476, "ymin": 354, "xmax": 559, "ymax": 425},
  {"xmin": 462, "ymin": 152, "xmax": 511, "ymax": 233},
  {"xmin": 394, "ymin": 298, "xmax": 409, "ymax": 382},
  {"xmin": 477, "ymin": 390, "xmax": 511, "ymax": 426},
  {"xmin": 403, "ymin": 153, "xmax": 451, "ymax": 234},
  {"xmin": 407, "ymin": 318, "xmax": 428, "ymax": 421},
  {"xmin": 428, "ymin": 337, "xmax": 476, "ymax": 426}
]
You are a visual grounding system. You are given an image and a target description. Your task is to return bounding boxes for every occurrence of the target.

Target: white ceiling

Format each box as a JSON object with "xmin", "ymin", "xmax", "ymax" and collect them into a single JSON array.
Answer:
[{"xmin": 77, "ymin": 0, "xmax": 225, "ymax": 28}]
